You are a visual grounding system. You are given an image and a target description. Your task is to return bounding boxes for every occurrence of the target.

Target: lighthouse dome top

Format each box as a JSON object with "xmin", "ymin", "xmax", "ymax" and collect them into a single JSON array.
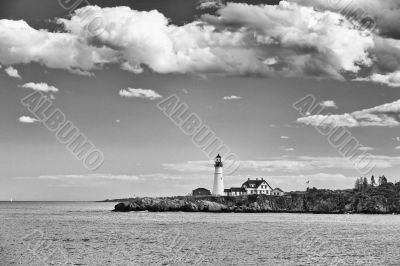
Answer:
[{"xmin": 214, "ymin": 154, "xmax": 223, "ymax": 167}]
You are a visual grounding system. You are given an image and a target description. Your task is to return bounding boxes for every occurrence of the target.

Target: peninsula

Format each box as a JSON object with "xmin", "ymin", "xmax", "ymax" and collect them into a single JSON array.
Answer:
[{"xmin": 111, "ymin": 180, "xmax": 400, "ymax": 214}]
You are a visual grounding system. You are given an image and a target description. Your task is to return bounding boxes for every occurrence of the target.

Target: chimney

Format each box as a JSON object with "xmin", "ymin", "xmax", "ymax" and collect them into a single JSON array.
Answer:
[
  {"xmin": 256, "ymin": 178, "xmax": 258, "ymax": 180},
  {"xmin": 248, "ymin": 178, "xmax": 250, "ymax": 181}
]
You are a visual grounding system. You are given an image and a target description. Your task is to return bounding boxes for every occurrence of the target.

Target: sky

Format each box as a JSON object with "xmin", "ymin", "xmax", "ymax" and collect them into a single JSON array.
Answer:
[{"xmin": 1, "ymin": 0, "xmax": 400, "ymax": 200}]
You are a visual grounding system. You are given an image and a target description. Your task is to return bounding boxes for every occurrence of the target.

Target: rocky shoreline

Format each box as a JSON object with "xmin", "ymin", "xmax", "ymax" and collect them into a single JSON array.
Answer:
[{"xmin": 112, "ymin": 187, "xmax": 400, "ymax": 214}]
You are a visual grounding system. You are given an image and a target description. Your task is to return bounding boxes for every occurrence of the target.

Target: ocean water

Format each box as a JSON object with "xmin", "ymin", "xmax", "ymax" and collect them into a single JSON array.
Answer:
[{"xmin": 1, "ymin": 202, "xmax": 399, "ymax": 266}]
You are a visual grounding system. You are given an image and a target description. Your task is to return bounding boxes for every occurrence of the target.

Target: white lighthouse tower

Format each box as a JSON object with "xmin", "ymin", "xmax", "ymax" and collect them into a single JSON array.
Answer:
[{"xmin": 212, "ymin": 154, "xmax": 224, "ymax": 196}]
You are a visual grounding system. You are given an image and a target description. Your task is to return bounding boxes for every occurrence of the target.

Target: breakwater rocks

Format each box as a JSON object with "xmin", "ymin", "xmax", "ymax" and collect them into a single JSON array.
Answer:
[{"xmin": 113, "ymin": 187, "xmax": 400, "ymax": 214}]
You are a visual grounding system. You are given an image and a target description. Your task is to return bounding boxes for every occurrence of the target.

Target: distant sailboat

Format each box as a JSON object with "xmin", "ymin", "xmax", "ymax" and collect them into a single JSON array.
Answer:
[{"xmin": 10, "ymin": 198, "xmax": 13, "ymax": 203}]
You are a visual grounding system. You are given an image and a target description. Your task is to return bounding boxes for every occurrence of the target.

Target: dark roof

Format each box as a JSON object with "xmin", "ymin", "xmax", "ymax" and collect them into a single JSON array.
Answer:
[
  {"xmin": 225, "ymin": 187, "xmax": 245, "ymax": 193},
  {"xmin": 230, "ymin": 187, "xmax": 246, "ymax": 192},
  {"xmin": 242, "ymin": 179, "xmax": 271, "ymax": 189},
  {"xmin": 193, "ymin": 188, "xmax": 210, "ymax": 192},
  {"xmin": 216, "ymin": 154, "xmax": 221, "ymax": 158},
  {"xmin": 273, "ymin": 188, "xmax": 284, "ymax": 192}
]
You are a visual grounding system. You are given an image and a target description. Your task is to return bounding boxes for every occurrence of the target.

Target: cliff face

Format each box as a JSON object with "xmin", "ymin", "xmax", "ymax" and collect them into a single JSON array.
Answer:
[{"xmin": 113, "ymin": 187, "xmax": 400, "ymax": 214}]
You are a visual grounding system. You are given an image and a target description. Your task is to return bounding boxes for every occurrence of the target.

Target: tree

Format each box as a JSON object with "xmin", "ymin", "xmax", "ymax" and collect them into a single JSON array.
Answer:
[
  {"xmin": 378, "ymin": 175, "xmax": 388, "ymax": 186},
  {"xmin": 371, "ymin": 175, "xmax": 376, "ymax": 187},
  {"xmin": 363, "ymin": 177, "xmax": 368, "ymax": 191},
  {"xmin": 382, "ymin": 175, "xmax": 388, "ymax": 185},
  {"xmin": 355, "ymin": 177, "xmax": 366, "ymax": 191},
  {"xmin": 355, "ymin": 178, "xmax": 361, "ymax": 191}
]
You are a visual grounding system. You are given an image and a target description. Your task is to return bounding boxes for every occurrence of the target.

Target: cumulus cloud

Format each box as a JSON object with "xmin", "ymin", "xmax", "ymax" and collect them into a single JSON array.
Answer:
[
  {"xmin": 21, "ymin": 82, "xmax": 59, "ymax": 93},
  {"xmin": 120, "ymin": 62, "xmax": 144, "ymax": 74},
  {"xmin": 201, "ymin": 1, "xmax": 373, "ymax": 78},
  {"xmin": 0, "ymin": 19, "xmax": 116, "ymax": 73},
  {"xmin": 197, "ymin": 0, "xmax": 224, "ymax": 10},
  {"xmin": 0, "ymin": 3, "xmax": 373, "ymax": 80},
  {"xmin": 287, "ymin": 0, "xmax": 400, "ymax": 38},
  {"xmin": 297, "ymin": 99, "xmax": 400, "ymax": 127},
  {"xmin": 320, "ymin": 100, "xmax": 338, "ymax": 109},
  {"xmin": 18, "ymin": 116, "xmax": 38, "ymax": 123},
  {"xmin": 70, "ymin": 68, "xmax": 95, "ymax": 77},
  {"xmin": 119, "ymin": 88, "xmax": 162, "ymax": 100},
  {"xmin": 287, "ymin": 0, "xmax": 400, "ymax": 86},
  {"xmin": 263, "ymin": 57, "xmax": 279, "ymax": 66},
  {"xmin": 4, "ymin": 66, "xmax": 21, "ymax": 79},
  {"xmin": 357, "ymin": 71, "xmax": 400, "ymax": 87},
  {"xmin": 223, "ymin": 95, "xmax": 241, "ymax": 100},
  {"xmin": 0, "ymin": 2, "xmax": 400, "ymax": 85}
]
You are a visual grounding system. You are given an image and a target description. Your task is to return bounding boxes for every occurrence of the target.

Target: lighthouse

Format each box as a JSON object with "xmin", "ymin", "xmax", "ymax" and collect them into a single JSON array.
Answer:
[{"xmin": 212, "ymin": 154, "xmax": 224, "ymax": 196}]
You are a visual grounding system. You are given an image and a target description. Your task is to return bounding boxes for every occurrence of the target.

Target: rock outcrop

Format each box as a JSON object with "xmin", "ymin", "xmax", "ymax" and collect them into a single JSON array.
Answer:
[{"xmin": 113, "ymin": 186, "xmax": 400, "ymax": 214}]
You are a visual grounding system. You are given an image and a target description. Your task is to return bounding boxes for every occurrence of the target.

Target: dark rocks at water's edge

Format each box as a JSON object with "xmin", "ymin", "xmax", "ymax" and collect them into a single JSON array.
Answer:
[
  {"xmin": 114, "ymin": 199, "xmax": 230, "ymax": 212},
  {"xmin": 112, "ymin": 185, "xmax": 400, "ymax": 214}
]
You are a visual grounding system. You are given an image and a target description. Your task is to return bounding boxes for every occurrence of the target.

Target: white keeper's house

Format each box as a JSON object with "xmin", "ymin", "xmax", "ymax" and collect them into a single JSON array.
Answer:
[{"xmin": 224, "ymin": 178, "xmax": 284, "ymax": 196}]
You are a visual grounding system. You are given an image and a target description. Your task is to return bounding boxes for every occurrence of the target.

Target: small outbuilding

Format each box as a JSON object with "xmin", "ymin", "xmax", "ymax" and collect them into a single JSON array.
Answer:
[
  {"xmin": 192, "ymin": 188, "xmax": 211, "ymax": 196},
  {"xmin": 271, "ymin": 188, "xmax": 285, "ymax": 196}
]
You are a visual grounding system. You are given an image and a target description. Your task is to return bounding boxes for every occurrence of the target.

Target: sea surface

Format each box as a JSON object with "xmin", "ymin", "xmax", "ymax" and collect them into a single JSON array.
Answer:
[{"xmin": 0, "ymin": 202, "xmax": 399, "ymax": 266}]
